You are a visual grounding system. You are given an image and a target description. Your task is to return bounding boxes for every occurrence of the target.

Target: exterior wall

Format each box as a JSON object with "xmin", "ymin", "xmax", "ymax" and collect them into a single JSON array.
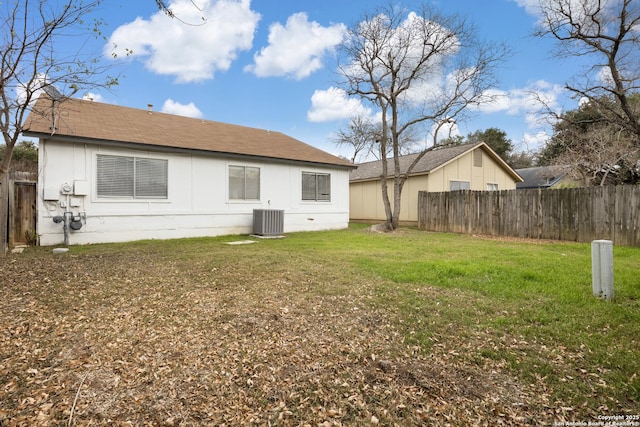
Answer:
[
  {"xmin": 38, "ymin": 139, "xmax": 350, "ymax": 245},
  {"xmin": 428, "ymin": 150, "xmax": 517, "ymax": 192},
  {"xmin": 350, "ymin": 147, "xmax": 518, "ymax": 224},
  {"xmin": 349, "ymin": 176, "xmax": 427, "ymax": 224}
]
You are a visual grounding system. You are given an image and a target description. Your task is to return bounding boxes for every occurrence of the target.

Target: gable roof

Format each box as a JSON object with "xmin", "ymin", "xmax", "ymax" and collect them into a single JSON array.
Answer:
[
  {"xmin": 350, "ymin": 142, "xmax": 522, "ymax": 182},
  {"xmin": 22, "ymin": 95, "xmax": 354, "ymax": 169},
  {"xmin": 515, "ymin": 165, "xmax": 571, "ymax": 189}
]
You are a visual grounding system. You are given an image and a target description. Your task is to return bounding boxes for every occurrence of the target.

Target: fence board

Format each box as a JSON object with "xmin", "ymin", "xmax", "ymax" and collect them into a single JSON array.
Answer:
[
  {"xmin": 417, "ymin": 186, "xmax": 640, "ymax": 247},
  {"xmin": 8, "ymin": 180, "xmax": 37, "ymax": 247}
]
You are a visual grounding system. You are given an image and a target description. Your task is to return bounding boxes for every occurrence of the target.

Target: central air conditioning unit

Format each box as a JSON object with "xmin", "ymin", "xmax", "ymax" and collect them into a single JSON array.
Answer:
[{"xmin": 253, "ymin": 209, "xmax": 284, "ymax": 236}]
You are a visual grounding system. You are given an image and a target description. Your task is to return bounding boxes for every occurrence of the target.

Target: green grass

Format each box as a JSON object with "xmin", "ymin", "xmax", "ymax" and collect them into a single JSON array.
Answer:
[
  {"xmin": 20, "ymin": 225, "xmax": 640, "ymax": 413},
  {"xmin": 260, "ymin": 225, "xmax": 640, "ymax": 410},
  {"xmin": 361, "ymin": 230, "xmax": 639, "ymax": 408}
]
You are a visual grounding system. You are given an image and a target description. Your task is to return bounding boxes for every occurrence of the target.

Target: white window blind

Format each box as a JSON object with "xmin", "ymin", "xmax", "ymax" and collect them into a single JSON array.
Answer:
[
  {"xmin": 302, "ymin": 172, "xmax": 331, "ymax": 201},
  {"xmin": 97, "ymin": 154, "xmax": 168, "ymax": 199},
  {"xmin": 135, "ymin": 158, "xmax": 168, "ymax": 198},
  {"xmin": 229, "ymin": 166, "xmax": 260, "ymax": 200}
]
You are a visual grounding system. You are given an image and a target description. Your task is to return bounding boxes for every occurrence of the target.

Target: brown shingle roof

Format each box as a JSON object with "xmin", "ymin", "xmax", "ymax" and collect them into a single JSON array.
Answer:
[
  {"xmin": 23, "ymin": 95, "xmax": 354, "ymax": 168},
  {"xmin": 350, "ymin": 142, "xmax": 481, "ymax": 181}
]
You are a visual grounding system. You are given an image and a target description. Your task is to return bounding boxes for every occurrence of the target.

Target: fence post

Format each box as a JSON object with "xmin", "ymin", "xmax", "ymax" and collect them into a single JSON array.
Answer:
[{"xmin": 591, "ymin": 240, "xmax": 614, "ymax": 300}]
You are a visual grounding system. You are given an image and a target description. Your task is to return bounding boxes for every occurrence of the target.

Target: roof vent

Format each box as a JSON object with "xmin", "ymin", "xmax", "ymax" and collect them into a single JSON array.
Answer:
[{"xmin": 147, "ymin": 104, "xmax": 153, "ymax": 113}]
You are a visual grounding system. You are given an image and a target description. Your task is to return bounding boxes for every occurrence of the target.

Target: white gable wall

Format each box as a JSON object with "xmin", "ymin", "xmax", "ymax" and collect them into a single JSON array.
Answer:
[{"xmin": 38, "ymin": 139, "xmax": 350, "ymax": 245}]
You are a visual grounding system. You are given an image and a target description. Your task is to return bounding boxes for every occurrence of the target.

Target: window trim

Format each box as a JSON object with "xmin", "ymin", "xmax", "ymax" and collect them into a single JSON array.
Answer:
[
  {"xmin": 302, "ymin": 171, "xmax": 331, "ymax": 202},
  {"xmin": 487, "ymin": 183, "xmax": 499, "ymax": 191},
  {"xmin": 96, "ymin": 154, "xmax": 168, "ymax": 200}
]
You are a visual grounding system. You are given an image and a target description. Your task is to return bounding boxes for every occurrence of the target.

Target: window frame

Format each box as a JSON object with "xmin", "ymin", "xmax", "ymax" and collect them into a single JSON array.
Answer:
[
  {"xmin": 96, "ymin": 154, "xmax": 168, "ymax": 200},
  {"xmin": 486, "ymin": 183, "xmax": 499, "ymax": 191},
  {"xmin": 228, "ymin": 165, "xmax": 261, "ymax": 201},
  {"xmin": 301, "ymin": 171, "xmax": 331, "ymax": 202},
  {"xmin": 449, "ymin": 180, "xmax": 470, "ymax": 191}
]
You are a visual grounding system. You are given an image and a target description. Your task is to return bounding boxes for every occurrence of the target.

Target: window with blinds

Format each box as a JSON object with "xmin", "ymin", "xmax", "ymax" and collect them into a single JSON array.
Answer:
[
  {"xmin": 302, "ymin": 172, "xmax": 330, "ymax": 201},
  {"xmin": 97, "ymin": 154, "xmax": 168, "ymax": 199},
  {"xmin": 229, "ymin": 165, "xmax": 260, "ymax": 200}
]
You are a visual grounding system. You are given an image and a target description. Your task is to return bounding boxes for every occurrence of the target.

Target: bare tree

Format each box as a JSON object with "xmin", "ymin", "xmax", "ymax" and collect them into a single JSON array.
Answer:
[
  {"xmin": 0, "ymin": 0, "xmax": 116, "ymax": 255},
  {"xmin": 556, "ymin": 124, "xmax": 639, "ymax": 186},
  {"xmin": 332, "ymin": 115, "xmax": 377, "ymax": 163},
  {"xmin": 154, "ymin": 0, "xmax": 206, "ymax": 25},
  {"xmin": 332, "ymin": 114, "xmax": 419, "ymax": 163},
  {"xmin": 544, "ymin": 105, "xmax": 640, "ymax": 186},
  {"xmin": 338, "ymin": 3, "xmax": 508, "ymax": 230},
  {"xmin": 535, "ymin": 0, "xmax": 640, "ymax": 145}
]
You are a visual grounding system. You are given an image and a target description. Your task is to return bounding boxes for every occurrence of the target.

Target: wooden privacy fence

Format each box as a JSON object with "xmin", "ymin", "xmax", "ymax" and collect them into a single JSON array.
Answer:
[
  {"xmin": 8, "ymin": 178, "xmax": 37, "ymax": 247},
  {"xmin": 418, "ymin": 186, "xmax": 640, "ymax": 247}
]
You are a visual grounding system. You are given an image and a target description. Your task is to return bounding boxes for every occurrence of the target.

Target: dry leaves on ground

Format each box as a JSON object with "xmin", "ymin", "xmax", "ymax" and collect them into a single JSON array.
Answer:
[{"xmin": 1, "ymin": 248, "xmax": 554, "ymax": 426}]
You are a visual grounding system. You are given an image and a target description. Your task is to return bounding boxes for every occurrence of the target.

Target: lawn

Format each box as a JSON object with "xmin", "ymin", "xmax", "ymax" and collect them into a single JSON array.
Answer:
[{"xmin": 1, "ymin": 225, "xmax": 639, "ymax": 426}]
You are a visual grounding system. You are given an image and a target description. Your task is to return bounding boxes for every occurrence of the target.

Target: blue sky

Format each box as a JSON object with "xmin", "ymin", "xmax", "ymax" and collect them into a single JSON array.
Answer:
[{"xmin": 62, "ymin": 0, "xmax": 581, "ymax": 160}]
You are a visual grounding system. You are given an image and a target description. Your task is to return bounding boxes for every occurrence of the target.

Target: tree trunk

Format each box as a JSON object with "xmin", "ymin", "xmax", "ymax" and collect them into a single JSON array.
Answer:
[
  {"xmin": 0, "ymin": 170, "xmax": 8, "ymax": 255},
  {"xmin": 390, "ymin": 176, "xmax": 406, "ymax": 230},
  {"xmin": 391, "ymin": 184, "xmax": 401, "ymax": 230},
  {"xmin": 380, "ymin": 175, "xmax": 394, "ymax": 230}
]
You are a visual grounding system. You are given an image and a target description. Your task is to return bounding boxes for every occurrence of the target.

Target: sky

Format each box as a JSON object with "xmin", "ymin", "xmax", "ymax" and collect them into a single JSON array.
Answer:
[{"xmin": 48, "ymin": 0, "xmax": 586, "ymax": 161}]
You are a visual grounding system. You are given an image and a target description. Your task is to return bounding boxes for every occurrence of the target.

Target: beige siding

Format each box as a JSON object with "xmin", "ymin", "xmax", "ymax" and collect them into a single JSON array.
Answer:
[{"xmin": 350, "ymin": 147, "xmax": 519, "ymax": 223}]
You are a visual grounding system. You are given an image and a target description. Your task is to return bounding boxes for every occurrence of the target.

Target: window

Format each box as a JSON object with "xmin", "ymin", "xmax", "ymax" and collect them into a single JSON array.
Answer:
[
  {"xmin": 97, "ymin": 154, "xmax": 168, "ymax": 199},
  {"xmin": 450, "ymin": 180, "xmax": 470, "ymax": 191},
  {"xmin": 229, "ymin": 165, "xmax": 260, "ymax": 200},
  {"xmin": 302, "ymin": 172, "xmax": 330, "ymax": 201},
  {"xmin": 487, "ymin": 183, "xmax": 499, "ymax": 191},
  {"xmin": 473, "ymin": 149, "xmax": 483, "ymax": 167}
]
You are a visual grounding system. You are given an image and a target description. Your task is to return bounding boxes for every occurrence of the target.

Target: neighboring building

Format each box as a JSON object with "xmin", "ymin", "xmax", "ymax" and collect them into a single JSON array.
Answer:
[
  {"xmin": 349, "ymin": 142, "xmax": 523, "ymax": 224},
  {"xmin": 23, "ymin": 95, "xmax": 355, "ymax": 246},
  {"xmin": 515, "ymin": 165, "xmax": 579, "ymax": 189}
]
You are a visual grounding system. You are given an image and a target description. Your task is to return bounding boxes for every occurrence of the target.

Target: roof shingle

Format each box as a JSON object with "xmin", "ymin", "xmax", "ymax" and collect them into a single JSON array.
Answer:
[{"xmin": 23, "ymin": 95, "xmax": 354, "ymax": 168}]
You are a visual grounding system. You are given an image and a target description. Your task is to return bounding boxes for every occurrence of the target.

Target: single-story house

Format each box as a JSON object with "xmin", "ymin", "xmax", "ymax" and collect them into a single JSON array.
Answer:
[
  {"xmin": 23, "ymin": 95, "xmax": 355, "ymax": 246},
  {"xmin": 515, "ymin": 165, "xmax": 579, "ymax": 189},
  {"xmin": 349, "ymin": 142, "xmax": 523, "ymax": 224}
]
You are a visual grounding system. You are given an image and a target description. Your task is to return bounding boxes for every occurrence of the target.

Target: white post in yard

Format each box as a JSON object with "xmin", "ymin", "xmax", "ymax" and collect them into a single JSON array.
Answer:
[{"xmin": 591, "ymin": 240, "xmax": 614, "ymax": 300}]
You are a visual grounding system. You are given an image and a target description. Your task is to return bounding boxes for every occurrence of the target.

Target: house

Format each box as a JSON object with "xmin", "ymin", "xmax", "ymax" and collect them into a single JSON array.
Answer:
[
  {"xmin": 22, "ymin": 95, "xmax": 355, "ymax": 246},
  {"xmin": 349, "ymin": 142, "xmax": 523, "ymax": 224},
  {"xmin": 515, "ymin": 165, "xmax": 579, "ymax": 189}
]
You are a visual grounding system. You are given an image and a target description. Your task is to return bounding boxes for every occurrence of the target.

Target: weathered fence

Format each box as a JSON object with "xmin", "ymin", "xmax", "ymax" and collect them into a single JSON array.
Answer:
[
  {"xmin": 418, "ymin": 186, "xmax": 640, "ymax": 247},
  {"xmin": 8, "ymin": 179, "xmax": 37, "ymax": 247}
]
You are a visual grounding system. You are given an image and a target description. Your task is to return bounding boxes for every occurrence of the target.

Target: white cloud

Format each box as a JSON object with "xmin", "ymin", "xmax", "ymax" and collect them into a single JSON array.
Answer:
[
  {"xmin": 472, "ymin": 80, "xmax": 565, "ymax": 128},
  {"xmin": 161, "ymin": 99, "xmax": 203, "ymax": 118},
  {"xmin": 245, "ymin": 12, "xmax": 345, "ymax": 79},
  {"xmin": 511, "ymin": 0, "xmax": 542, "ymax": 16},
  {"xmin": 307, "ymin": 87, "xmax": 373, "ymax": 122},
  {"xmin": 82, "ymin": 92, "xmax": 105, "ymax": 102},
  {"xmin": 105, "ymin": 0, "xmax": 260, "ymax": 83},
  {"xmin": 522, "ymin": 131, "xmax": 551, "ymax": 150}
]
